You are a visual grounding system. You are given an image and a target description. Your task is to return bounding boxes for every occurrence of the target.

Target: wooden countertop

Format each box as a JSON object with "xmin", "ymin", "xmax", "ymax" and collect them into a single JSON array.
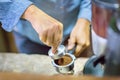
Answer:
[{"xmin": 0, "ymin": 72, "xmax": 119, "ymax": 80}]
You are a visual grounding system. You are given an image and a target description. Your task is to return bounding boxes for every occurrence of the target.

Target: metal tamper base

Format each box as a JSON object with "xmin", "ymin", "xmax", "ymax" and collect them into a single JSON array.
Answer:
[{"xmin": 48, "ymin": 45, "xmax": 66, "ymax": 60}]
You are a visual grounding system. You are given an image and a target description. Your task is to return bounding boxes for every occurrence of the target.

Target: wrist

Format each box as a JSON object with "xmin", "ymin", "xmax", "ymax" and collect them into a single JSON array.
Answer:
[
  {"xmin": 74, "ymin": 18, "xmax": 91, "ymax": 31},
  {"xmin": 77, "ymin": 18, "xmax": 90, "ymax": 25},
  {"xmin": 21, "ymin": 5, "xmax": 41, "ymax": 22}
]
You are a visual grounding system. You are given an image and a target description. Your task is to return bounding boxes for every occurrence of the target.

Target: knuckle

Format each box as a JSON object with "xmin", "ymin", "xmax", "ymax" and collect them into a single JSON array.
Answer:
[
  {"xmin": 54, "ymin": 22, "xmax": 63, "ymax": 29},
  {"xmin": 52, "ymin": 23, "xmax": 59, "ymax": 28}
]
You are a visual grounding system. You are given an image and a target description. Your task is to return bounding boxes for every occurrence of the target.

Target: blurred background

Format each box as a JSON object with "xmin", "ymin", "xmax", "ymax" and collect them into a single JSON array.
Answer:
[{"xmin": 0, "ymin": 24, "xmax": 18, "ymax": 52}]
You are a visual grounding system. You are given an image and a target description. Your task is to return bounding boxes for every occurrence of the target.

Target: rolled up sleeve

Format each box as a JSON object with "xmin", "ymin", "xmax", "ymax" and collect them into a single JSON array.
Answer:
[
  {"xmin": 0, "ymin": 0, "xmax": 33, "ymax": 32},
  {"xmin": 78, "ymin": 0, "xmax": 92, "ymax": 22}
]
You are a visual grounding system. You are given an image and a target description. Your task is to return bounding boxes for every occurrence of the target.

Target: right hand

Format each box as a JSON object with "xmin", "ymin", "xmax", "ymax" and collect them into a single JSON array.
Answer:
[{"xmin": 22, "ymin": 5, "xmax": 63, "ymax": 53}]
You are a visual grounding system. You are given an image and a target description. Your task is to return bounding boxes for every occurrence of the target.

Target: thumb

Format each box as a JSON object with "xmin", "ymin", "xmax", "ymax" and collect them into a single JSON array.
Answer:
[
  {"xmin": 51, "ymin": 46, "xmax": 58, "ymax": 54},
  {"xmin": 51, "ymin": 41, "xmax": 60, "ymax": 54},
  {"xmin": 67, "ymin": 37, "xmax": 76, "ymax": 50}
]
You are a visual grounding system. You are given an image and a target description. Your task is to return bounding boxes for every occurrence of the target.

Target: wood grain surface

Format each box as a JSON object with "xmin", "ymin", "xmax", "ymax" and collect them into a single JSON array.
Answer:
[{"xmin": 0, "ymin": 72, "xmax": 119, "ymax": 80}]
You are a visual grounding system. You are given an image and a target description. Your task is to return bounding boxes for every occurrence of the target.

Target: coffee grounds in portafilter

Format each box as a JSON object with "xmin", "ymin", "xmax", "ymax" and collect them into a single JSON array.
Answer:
[{"xmin": 54, "ymin": 55, "xmax": 72, "ymax": 66}]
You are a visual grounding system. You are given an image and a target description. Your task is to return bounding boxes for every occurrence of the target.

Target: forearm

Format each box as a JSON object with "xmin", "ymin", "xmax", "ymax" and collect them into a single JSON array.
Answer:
[
  {"xmin": 77, "ymin": 18, "xmax": 90, "ymax": 26},
  {"xmin": 75, "ymin": 18, "xmax": 90, "ymax": 30},
  {"xmin": 21, "ymin": 5, "xmax": 61, "ymax": 29},
  {"xmin": 21, "ymin": 5, "xmax": 41, "ymax": 22}
]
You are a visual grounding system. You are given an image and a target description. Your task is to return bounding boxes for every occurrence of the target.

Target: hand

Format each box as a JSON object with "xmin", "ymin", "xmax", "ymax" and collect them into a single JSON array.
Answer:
[
  {"xmin": 67, "ymin": 18, "xmax": 90, "ymax": 57},
  {"xmin": 22, "ymin": 5, "xmax": 63, "ymax": 53}
]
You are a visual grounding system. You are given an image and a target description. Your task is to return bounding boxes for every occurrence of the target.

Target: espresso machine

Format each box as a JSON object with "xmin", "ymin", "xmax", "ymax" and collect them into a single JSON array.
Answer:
[{"xmin": 90, "ymin": 0, "xmax": 120, "ymax": 76}]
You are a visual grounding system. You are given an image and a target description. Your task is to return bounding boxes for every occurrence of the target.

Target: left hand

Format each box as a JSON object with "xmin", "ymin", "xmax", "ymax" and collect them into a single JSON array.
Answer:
[{"xmin": 67, "ymin": 18, "xmax": 90, "ymax": 57}]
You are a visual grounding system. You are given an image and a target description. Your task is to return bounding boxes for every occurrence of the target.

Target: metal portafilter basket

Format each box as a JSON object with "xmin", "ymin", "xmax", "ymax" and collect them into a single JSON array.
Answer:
[{"xmin": 48, "ymin": 45, "xmax": 76, "ymax": 74}]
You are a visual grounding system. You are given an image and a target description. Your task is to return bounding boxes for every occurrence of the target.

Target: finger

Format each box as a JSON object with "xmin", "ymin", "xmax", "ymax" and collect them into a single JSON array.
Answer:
[
  {"xmin": 53, "ymin": 26, "xmax": 62, "ymax": 46},
  {"xmin": 52, "ymin": 27, "xmax": 63, "ymax": 53},
  {"xmin": 74, "ymin": 44, "xmax": 85, "ymax": 57},
  {"xmin": 55, "ymin": 25, "xmax": 62, "ymax": 41},
  {"xmin": 52, "ymin": 39, "xmax": 61, "ymax": 54},
  {"xmin": 67, "ymin": 36, "xmax": 76, "ymax": 50},
  {"xmin": 52, "ymin": 38, "xmax": 61, "ymax": 54},
  {"xmin": 39, "ymin": 30, "xmax": 47, "ymax": 44},
  {"xmin": 52, "ymin": 44, "xmax": 58, "ymax": 54},
  {"xmin": 46, "ymin": 28, "xmax": 54, "ymax": 46}
]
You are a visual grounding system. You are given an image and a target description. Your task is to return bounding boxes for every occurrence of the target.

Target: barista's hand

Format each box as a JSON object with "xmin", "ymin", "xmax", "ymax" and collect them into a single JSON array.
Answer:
[
  {"xmin": 68, "ymin": 18, "xmax": 90, "ymax": 57},
  {"xmin": 22, "ymin": 5, "xmax": 63, "ymax": 53}
]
